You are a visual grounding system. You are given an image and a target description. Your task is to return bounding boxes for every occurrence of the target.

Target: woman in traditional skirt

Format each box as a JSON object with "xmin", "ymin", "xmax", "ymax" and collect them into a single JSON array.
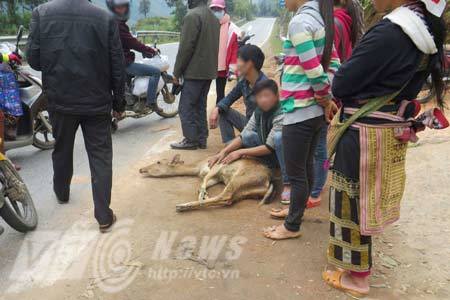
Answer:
[{"xmin": 322, "ymin": 0, "xmax": 447, "ymax": 297}]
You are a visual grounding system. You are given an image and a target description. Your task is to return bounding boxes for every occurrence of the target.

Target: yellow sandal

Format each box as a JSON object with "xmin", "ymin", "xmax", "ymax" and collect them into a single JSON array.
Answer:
[{"xmin": 322, "ymin": 270, "xmax": 368, "ymax": 298}]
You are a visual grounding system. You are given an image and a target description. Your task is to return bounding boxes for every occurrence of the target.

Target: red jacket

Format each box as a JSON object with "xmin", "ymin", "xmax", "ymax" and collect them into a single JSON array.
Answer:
[{"xmin": 118, "ymin": 20, "xmax": 156, "ymax": 66}]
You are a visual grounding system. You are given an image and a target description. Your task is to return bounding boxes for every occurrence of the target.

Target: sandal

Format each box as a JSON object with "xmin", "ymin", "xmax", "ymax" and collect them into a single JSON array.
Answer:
[
  {"xmin": 99, "ymin": 214, "xmax": 117, "ymax": 233},
  {"xmin": 270, "ymin": 208, "xmax": 288, "ymax": 219},
  {"xmin": 280, "ymin": 191, "xmax": 290, "ymax": 205},
  {"xmin": 322, "ymin": 270, "xmax": 368, "ymax": 298},
  {"xmin": 307, "ymin": 198, "xmax": 321, "ymax": 209}
]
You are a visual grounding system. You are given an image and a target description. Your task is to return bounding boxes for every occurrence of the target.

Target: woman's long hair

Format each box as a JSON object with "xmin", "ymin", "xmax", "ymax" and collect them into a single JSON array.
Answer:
[
  {"xmin": 338, "ymin": 0, "xmax": 364, "ymax": 46},
  {"xmin": 318, "ymin": 0, "xmax": 335, "ymax": 71},
  {"xmin": 426, "ymin": 12, "xmax": 447, "ymax": 109}
]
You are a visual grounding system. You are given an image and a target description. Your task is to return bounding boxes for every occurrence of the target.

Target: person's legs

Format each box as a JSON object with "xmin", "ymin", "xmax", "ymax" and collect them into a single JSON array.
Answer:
[
  {"xmin": 197, "ymin": 80, "xmax": 212, "ymax": 147},
  {"xmin": 283, "ymin": 116, "xmax": 324, "ymax": 232},
  {"xmin": 240, "ymin": 130, "xmax": 262, "ymax": 148},
  {"xmin": 80, "ymin": 114, "xmax": 114, "ymax": 225},
  {"xmin": 126, "ymin": 63, "xmax": 161, "ymax": 105},
  {"xmin": 218, "ymin": 108, "xmax": 248, "ymax": 143},
  {"xmin": 177, "ymin": 80, "xmax": 203, "ymax": 145},
  {"xmin": 273, "ymin": 131, "xmax": 289, "ymax": 185},
  {"xmin": 49, "ymin": 112, "xmax": 80, "ymax": 203},
  {"xmin": 216, "ymin": 77, "xmax": 227, "ymax": 104},
  {"xmin": 325, "ymin": 130, "xmax": 371, "ymax": 295},
  {"xmin": 310, "ymin": 124, "xmax": 328, "ymax": 200}
]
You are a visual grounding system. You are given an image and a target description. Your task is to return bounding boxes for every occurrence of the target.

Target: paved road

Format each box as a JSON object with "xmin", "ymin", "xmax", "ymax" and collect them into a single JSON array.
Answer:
[{"xmin": 0, "ymin": 17, "xmax": 276, "ymax": 284}]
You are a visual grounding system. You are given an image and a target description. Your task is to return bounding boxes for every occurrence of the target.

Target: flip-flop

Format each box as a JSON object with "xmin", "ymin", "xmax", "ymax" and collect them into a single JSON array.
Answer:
[
  {"xmin": 270, "ymin": 208, "xmax": 288, "ymax": 219},
  {"xmin": 322, "ymin": 270, "xmax": 369, "ymax": 298},
  {"xmin": 263, "ymin": 225, "xmax": 302, "ymax": 240},
  {"xmin": 280, "ymin": 191, "xmax": 290, "ymax": 205},
  {"xmin": 99, "ymin": 214, "xmax": 117, "ymax": 233},
  {"xmin": 307, "ymin": 199, "xmax": 321, "ymax": 209}
]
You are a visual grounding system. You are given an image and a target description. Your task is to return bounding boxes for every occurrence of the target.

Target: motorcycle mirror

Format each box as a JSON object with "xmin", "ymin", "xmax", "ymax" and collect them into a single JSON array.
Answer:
[{"xmin": 16, "ymin": 25, "xmax": 24, "ymax": 52}]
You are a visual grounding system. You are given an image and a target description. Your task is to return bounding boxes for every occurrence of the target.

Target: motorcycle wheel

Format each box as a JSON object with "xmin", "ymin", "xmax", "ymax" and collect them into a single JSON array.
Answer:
[
  {"xmin": 0, "ymin": 160, "xmax": 38, "ymax": 232},
  {"xmin": 155, "ymin": 83, "xmax": 179, "ymax": 118},
  {"xmin": 33, "ymin": 111, "xmax": 55, "ymax": 150},
  {"xmin": 417, "ymin": 79, "xmax": 435, "ymax": 104}
]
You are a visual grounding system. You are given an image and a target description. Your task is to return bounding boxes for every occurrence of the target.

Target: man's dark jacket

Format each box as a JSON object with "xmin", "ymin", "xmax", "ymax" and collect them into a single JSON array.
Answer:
[
  {"xmin": 27, "ymin": 0, "xmax": 125, "ymax": 114},
  {"xmin": 118, "ymin": 20, "xmax": 156, "ymax": 66},
  {"xmin": 173, "ymin": 0, "xmax": 220, "ymax": 80}
]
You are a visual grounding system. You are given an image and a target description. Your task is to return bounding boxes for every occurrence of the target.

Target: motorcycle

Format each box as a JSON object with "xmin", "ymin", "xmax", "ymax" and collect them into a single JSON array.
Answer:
[
  {"xmin": 238, "ymin": 26, "xmax": 255, "ymax": 48},
  {"xmin": 112, "ymin": 48, "xmax": 180, "ymax": 132},
  {"xmin": 0, "ymin": 26, "xmax": 54, "ymax": 151},
  {"xmin": 0, "ymin": 26, "xmax": 39, "ymax": 233},
  {"xmin": 417, "ymin": 47, "xmax": 450, "ymax": 104}
]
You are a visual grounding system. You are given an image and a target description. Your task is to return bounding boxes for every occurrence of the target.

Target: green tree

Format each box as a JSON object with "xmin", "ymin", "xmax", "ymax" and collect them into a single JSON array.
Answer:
[
  {"xmin": 165, "ymin": 0, "xmax": 187, "ymax": 31},
  {"xmin": 225, "ymin": 0, "xmax": 234, "ymax": 14},
  {"xmin": 234, "ymin": 0, "xmax": 253, "ymax": 20},
  {"xmin": 139, "ymin": 0, "xmax": 151, "ymax": 17}
]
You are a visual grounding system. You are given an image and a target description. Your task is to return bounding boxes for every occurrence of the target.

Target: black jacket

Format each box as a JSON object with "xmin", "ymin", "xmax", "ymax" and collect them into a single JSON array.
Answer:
[
  {"xmin": 332, "ymin": 19, "xmax": 428, "ymax": 106},
  {"xmin": 27, "ymin": 0, "xmax": 126, "ymax": 114}
]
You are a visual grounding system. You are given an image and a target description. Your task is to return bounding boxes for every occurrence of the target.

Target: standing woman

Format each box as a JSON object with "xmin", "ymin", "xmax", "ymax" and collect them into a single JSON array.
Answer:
[
  {"xmin": 307, "ymin": 0, "xmax": 364, "ymax": 208},
  {"xmin": 323, "ymin": 0, "xmax": 447, "ymax": 296},
  {"xmin": 210, "ymin": 0, "xmax": 240, "ymax": 104},
  {"xmin": 264, "ymin": 0, "xmax": 339, "ymax": 239}
]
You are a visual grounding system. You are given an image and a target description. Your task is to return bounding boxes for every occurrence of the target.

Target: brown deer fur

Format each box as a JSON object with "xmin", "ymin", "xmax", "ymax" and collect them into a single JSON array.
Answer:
[{"xmin": 139, "ymin": 154, "xmax": 274, "ymax": 212}]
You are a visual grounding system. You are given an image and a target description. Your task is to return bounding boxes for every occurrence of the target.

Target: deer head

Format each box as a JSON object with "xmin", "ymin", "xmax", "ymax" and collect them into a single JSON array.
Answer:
[{"xmin": 139, "ymin": 154, "xmax": 190, "ymax": 177}]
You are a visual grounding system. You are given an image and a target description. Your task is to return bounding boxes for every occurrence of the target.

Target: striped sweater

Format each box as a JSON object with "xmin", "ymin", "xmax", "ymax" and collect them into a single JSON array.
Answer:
[{"xmin": 281, "ymin": 1, "xmax": 340, "ymax": 121}]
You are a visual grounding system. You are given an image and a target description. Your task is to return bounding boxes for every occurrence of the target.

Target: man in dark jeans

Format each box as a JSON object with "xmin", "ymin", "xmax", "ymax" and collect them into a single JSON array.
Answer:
[
  {"xmin": 27, "ymin": 0, "xmax": 125, "ymax": 233},
  {"xmin": 209, "ymin": 45, "xmax": 267, "ymax": 144},
  {"xmin": 171, "ymin": 0, "xmax": 220, "ymax": 150}
]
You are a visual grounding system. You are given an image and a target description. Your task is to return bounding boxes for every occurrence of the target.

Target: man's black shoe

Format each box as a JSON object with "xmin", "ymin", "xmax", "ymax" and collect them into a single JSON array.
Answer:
[
  {"xmin": 54, "ymin": 188, "xmax": 69, "ymax": 204},
  {"xmin": 170, "ymin": 138, "xmax": 198, "ymax": 150},
  {"xmin": 199, "ymin": 143, "xmax": 207, "ymax": 149}
]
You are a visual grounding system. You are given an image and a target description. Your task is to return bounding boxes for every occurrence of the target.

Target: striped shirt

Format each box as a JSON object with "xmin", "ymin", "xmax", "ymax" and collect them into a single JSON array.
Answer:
[{"xmin": 281, "ymin": 0, "xmax": 340, "ymax": 124}]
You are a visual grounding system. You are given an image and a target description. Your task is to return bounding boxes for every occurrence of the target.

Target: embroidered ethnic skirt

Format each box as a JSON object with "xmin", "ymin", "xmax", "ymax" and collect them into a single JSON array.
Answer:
[{"xmin": 327, "ymin": 121, "xmax": 408, "ymax": 272}]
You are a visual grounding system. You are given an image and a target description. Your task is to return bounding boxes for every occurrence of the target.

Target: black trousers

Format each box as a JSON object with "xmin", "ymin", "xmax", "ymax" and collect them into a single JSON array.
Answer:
[
  {"xmin": 50, "ymin": 112, "xmax": 113, "ymax": 225},
  {"xmin": 215, "ymin": 76, "xmax": 227, "ymax": 104},
  {"xmin": 179, "ymin": 79, "xmax": 212, "ymax": 145},
  {"xmin": 283, "ymin": 115, "xmax": 326, "ymax": 232}
]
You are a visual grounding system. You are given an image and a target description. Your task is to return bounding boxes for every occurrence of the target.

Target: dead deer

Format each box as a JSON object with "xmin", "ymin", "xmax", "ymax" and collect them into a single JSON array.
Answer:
[{"xmin": 139, "ymin": 154, "xmax": 274, "ymax": 212}]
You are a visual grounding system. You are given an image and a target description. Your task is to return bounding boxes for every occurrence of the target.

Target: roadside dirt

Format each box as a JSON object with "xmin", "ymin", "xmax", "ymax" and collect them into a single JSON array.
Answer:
[{"xmin": 2, "ymin": 58, "xmax": 450, "ymax": 300}]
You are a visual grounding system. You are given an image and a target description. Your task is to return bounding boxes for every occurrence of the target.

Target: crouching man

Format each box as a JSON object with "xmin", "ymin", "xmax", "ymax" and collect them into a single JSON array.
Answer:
[
  {"xmin": 208, "ymin": 79, "xmax": 289, "ymax": 188},
  {"xmin": 209, "ymin": 44, "xmax": 267, "ymax": 144}
]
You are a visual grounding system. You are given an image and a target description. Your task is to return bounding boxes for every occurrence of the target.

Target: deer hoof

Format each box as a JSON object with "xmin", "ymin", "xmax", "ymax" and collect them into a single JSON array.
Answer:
[{"xmin": 176, "ymin": 204, "xmax": 191, "ymax": 212}]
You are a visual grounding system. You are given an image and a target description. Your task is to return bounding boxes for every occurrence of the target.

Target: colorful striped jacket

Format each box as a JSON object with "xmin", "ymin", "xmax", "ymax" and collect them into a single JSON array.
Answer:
[{"xmin": 281, "ymin": 0, "xmax": 340, "ymax": 114}]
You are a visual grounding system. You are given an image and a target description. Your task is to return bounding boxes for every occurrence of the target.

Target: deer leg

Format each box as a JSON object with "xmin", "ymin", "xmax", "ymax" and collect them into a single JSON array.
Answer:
[
  {"xmin": 206, "ymin": 178, "xmax": 221, "ymax": 188},
  {"xmin": 177, "ymin": 183, "xmax": 234, "ymax": 212},
  {"xmin": 198, "ymin": 168, "xmax": 222, "ymax": 202}
]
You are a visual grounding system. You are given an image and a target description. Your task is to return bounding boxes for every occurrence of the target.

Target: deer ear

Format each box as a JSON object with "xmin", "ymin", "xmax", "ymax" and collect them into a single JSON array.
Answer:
[{"xmin": 170, "ymin": 154, "xmax": 181, "ymax": 165}]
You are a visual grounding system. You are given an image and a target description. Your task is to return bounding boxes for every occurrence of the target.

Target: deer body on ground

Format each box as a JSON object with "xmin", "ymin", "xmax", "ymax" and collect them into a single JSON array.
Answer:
[{"xmin": 139, "ymin": 155, "xmax": 274, "ymax": 212}]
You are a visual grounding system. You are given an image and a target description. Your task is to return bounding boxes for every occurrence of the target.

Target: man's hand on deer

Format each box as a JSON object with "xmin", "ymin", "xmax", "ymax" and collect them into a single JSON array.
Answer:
[
  {"xmin": 209, "ymin": 107, "xmax": 220, "ymax": 129},
  {"xmin": 208, "ymin": 151, "xmax": 227, "ymax": 168},
  {"xmin": 221, "ymin": 150, "xmax": 244, "ymax": 165}
]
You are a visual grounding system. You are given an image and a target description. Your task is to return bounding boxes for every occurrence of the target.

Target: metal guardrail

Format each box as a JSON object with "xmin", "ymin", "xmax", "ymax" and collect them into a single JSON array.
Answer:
[
  {"xmin": 0, "ymin": 35, "xmax": 28, "ymax": 46},
  {"xmin": 0, "ymin": 31, "xmax": 180, "ymax": 46},
  {"xmin": 136, "ymin": 30, "xmax": 180, "ymax": 38},
  {"xmin": 135, "ymin": 30, "xmax": 180, "ymax": 45}
]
